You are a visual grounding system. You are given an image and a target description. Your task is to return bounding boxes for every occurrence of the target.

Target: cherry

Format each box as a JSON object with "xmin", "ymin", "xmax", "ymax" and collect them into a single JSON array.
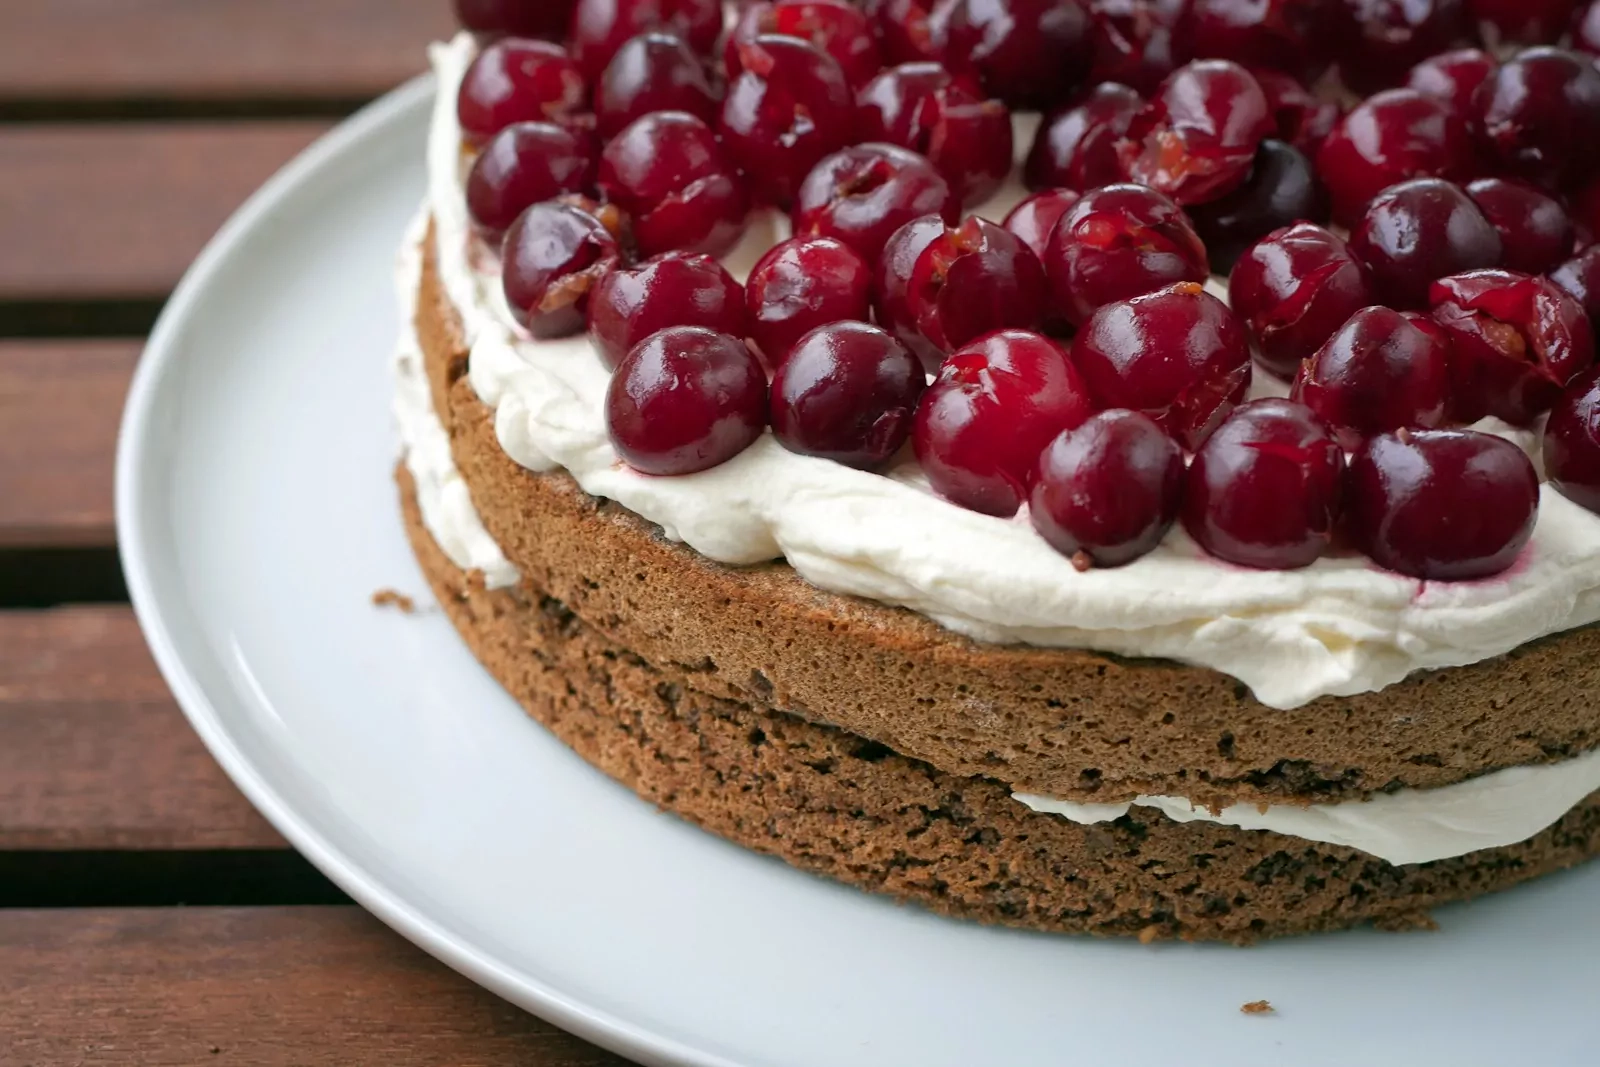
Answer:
[
  {"xmin": 1349, "ymin": 178, "xmax": 1502, "ymax": 310},
  {"xmin": 1230, "ymin": 222, "xmax": 1374, "ymax": 380},
  {"xmin": 1117, "ymin": 60, "xmax": 1275, "ymax": 206},
  {"xmin": 863, "ymin": 0, "xmax": 942, "ymax": 64},
  {"xmin": 719, "ymin": 35, "xmax": 856, "ymax": 207},
  {"xmin": 856, "ymin": 62, "xmax": 1015, "ymax": 204},
  {"xmin": 1025, "ymin": 83, "xmax": 1143, "ymax": 192},
  {"xmin": 1465, "ymin": 177, "xmax": 1573, "ymax": 275},
  {"xmin": 934, "ymin": 0, "xmax": 1094, "ymax": 110},
  {"xmin": 456, "ymin": 38, "xmax": 588, "ymax": 145},
  {"xmin": 791, "ymin": 143, "xmax": 959, "ymax": 265},
  {"xmin": 1290, "ymin": 307, "xmax": 1452, "ymax": 449},
  {"xmin": 1406, "ymin": 48, "xmax": 1496, "ymax": 117},
  {"xmin": 465, "ymin": 122, "xmax": 597, "ymax": 241},
  {"xmin": 1334, "ymin": 0, "xmax": 1467, "ymax": 95},
  {"xmin": 1183, "ymin": 0, "xmax": 1336, "ymax": 82},
  {"xmin": 1315, "ymin": 88, "xmax": 1477, "ymax": 227},
  {"xmin": 454, "ymin": 0, "xmax": 577, "ymax": 38},
  {"xmin": 1429, "ymin": 268, "xmax": 1596, "ymax": 424},
  {"xmin": 907, "ymin": 217, "xmax": 1050, "ymax": 353},
  {"xmin": 569, "ymin": 0, "xmax": 722, "ymax": 82},
  {"xmin": 1086, "ymin": 0, "xmax": 1186, "ymax": 94},
  {"xmin": 1189, "ymin": 139, "xmax": 1327, "ymax": 274},
  {"xmin": 725, "ymin": 1, "xmax": 883, "ymax": 87},
  {"xmin": 588, "ymin": 253, "xmax": 746, "ymax": 370},
  {"xmin": 913, "ymin": 330, "xmax": 1095, "ymax": 515},
  {"xmin": 1472, "ymin": 48, "xmax": 1600, "ymax": 192},
  {"xmin": 875, "ymin": 215, "xmax": 949, "ymax": 369},
  {"xmin": 1072, "ymin": 282, "xmax": 1253, "ymax": 449},
  {"xmin": 1043, "ymin": 183, "xmax": 1209, "ymax": 327},
  {"xmin": 1576, "ymin": 0, "xmax": 1600, "ymax": 57},
  {"xmin": 745, "ymin": 237, "xmax": 873, "ymax": 363},
  {"xmin": 771, "ymin": 322, "xmax": 925, "ymax": 468},
  {"xmin": 1544, "ymin": 366, "xmax": 1600, "ymax": 513},
  {"xmin": 1004, "ymin": 189, "xmax": 1083, "ymax": 261},
  {"xmin": 1551, "ymin": 245, "xmax": 1600, "ymax": 324},
  {"xmin": 502, "ymin": 201, "xmax": 622, "ymax": 339},
  {"xmin": 594, "ymin": 33, "xmax": 719, "ymax": 139},
  {"xmin": 1465, "ymin": 0, "xmax": 1574, "ymax": 43},
  {"xmin": 1347, "ymin": 429, "xmax": 1539, "ymax": 580},
  {"xmin": 1030, "ymin": 410, "xmax": 1185, "ymax": 568},
  {"xmin": 1252, "ymin": 68, "xmax": 1341, "ymax": 157},
  {"xmin": 1182, "ymin": 399, "xmax": 1345, "ymax": 570},
  {"xmin": 598, "ymin": 111, "xmax": 748, "ymax": 259},
  {"xmin": 606, "ymin": 327, "xmax": 768, "ymax": 476}
]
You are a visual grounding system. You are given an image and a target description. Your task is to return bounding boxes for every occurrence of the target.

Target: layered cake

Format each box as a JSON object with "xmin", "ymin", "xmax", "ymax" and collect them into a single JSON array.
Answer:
[{"xmin": 395, "ymin": 0, "xmax": 1600, "ymax": 940}]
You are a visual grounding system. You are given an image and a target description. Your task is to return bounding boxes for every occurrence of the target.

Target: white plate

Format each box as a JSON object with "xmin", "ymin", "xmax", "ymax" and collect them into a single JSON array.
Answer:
[{"xmin": 117, "ymin": 77, "xmax": 1600, "ymax": 1067}]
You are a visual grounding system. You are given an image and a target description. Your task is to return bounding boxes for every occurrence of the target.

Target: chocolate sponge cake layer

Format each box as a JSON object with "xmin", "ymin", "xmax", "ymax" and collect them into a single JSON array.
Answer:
[{"xmin": 414, "ymin": 224, "xmax": 1600, "ymax": 809}]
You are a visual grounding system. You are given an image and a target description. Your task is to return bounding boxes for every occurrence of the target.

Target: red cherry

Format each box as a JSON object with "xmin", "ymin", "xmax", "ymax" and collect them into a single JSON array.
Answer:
[
  {"xmin": 1291, "ymin": 306, "xmax": 1452, "ymax": 450},
  {"xmin": 1335, "ymin": 0, "xmax": 1467, "ymax": 96},
  {"xmin": 1576, "ymin": 0, "xmax": 1600, "ymax": 57},
  {"xmin": 1347, "ymin": 429, "xmax": 1539, "ymax": 580},
  {"xmin": 465, "ymin": 122, "xmax": 598, "ymax": 240},
  {"xmin": 913, "ymin": 330, "xmax": 1095, "ymax": 516},
  {"xmin": 862, "ymin": 0, "xmax": 942, "ymax": 64},
  {"xmin": 1544, "ymin": 365, "xmax": 1600, "ymax": 514},
  {"xmin": 1116, "ymin": 60, "xmax": 1275, "ymax": 206},
  {"xmin": 745, "ymin": 237, "xmax": 873, "ymax": 363},
  {"xmin": 599, "ymin": 111, "xmax": 748, "ymax": 259},
  {"xmin": 1043, "ymin": 183, "xmax": 1209, "ymax": 327},
  {"xmin": 725, "ymin": 1, "xmax": 884, "ymax": 88},
  {"xmin": 1073, "ymin": 282, "xmax": 1253, "ymax": 449},
  {"xmin": 719, "ymin": 35, "xmax": 857, "ymax": 207},
  {"xmin": 1183, "ymin": 0, "xmax": 1337, "ymax": 82},
  {"xmin": 1003, "ymin": 189, "xmax": 1083, "ymax": 261},
  {"xmin": 1551, "ymin": 245, "xmax": 1600, "ymax": 324},
  {"xmin": 456, "ymin": 38, "xmax": 588, "ymax": 145},
  {"xmin": 569, "ymin": 0, "xmax": 723, "ymax": 83},
  {"xmin": 934, "ymin": 0, "xmax": 1094, "ymax": 110},
  {"xmin": 605, "ymin": 326, "xmax": 769, "ymax": 476},
  {"xmin": 771, "ymin": 322, "xmax": 926, "ymax": 468},
  {"xmin": 1349, "ymin": 178, "xmax": 1502, "ymax": 310},
  {"xmin": 1429, "ymin": 268, "xmax": 1596, "ymax": 425},
  {"xmin": 588, "ymin": 253, "xmax": 746, "ymax": 370},
  {"xmin": 1229, "ymin": 222, "xmax": 1374, "ymax": 380},
  {"xmin": 1188, "ymin": 138, "xmax": 1328, "ymax": 274},
  {"xmin": 907, "ymin": 217, "xmax": 1050, "ymax": 353},
  {"xmin": 874, "ymin": 215, "xmax": 950, "ymax": 370},
  {"xmin": 1471, "ymin": 47, "xmax": 1600, "ymax": 192},
  {"xmin": 1465, "ymin": 0, "xmax": 1574, "ymax": 43},
  {"xmin": 1406, "ymin": 48, "xmax": 1496, "ymax": 117},
  {"xmin": 502, "ymin": 201, "xmax": 622, "ymax": 339},
  {"xmin": 1465, "ymin": 177, "xmax": 1574, "ymax": 275},
  {"xmin": 856, "ymin": 62, "xmax": 1015, "ymax": 204},
  {"xmin": 1183, "ymin": 399, "xmax": 1345, "ymax": 569},
  {"xmin": 1252, "ymin": 67, "xmax": 1342, "ymax": 157},
  {"xmin": 1086, "ymin": 0, "xmax": 1186, "ymax": 95},
  {"xmin": 1315, "ymin": 88, "xmax": 1478, "ymax": 227},
  {"xmin": 1025, "ymin": 83, "xmax": 1144, "ymax": 192},
  {"xmin": 454, "ymin": 0, "xmax": 577, "ymax": 38},
  {"xmin": 1030, "ymin": 410, "xmax": 1185, "ymax": 568},
  {"xmin": 594, "ymin": 33, "xmax": 720, "ymax": 139},
  {"xmin": 791, "ymin": 143, "xmax": 960, "ymax": 264}
]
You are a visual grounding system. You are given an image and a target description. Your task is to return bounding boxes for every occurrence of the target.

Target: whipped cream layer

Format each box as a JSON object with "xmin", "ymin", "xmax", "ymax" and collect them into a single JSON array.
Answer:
[{"xmin": 421, "ymin": 32, "xmax": 1600, "ymax": 711}]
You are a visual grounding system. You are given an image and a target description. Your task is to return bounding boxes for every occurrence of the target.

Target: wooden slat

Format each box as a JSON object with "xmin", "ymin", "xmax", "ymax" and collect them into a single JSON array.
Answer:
[
  {"xmin": 0, "ymin": 123, "xmax": 329, "ymax": 301},
  {"xmin": 0, "ymin": 340, "xmax": 135, "ymax": 548},
  {"xmin": 0, "ymin": 907, "xmax": 632, "ymax": 1066},
  {"xmin": 0, "ymin": 606, "xmax": 283, "ymax": 850},
  {"xmin": 0, "ymin": 1, "xmax": 451, "ymax": 102}
]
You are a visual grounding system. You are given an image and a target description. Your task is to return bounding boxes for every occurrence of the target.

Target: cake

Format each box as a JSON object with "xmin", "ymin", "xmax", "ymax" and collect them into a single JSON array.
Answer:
[{"xmin": 395, "ymin": 0, "xmax": 1600, "ymax": 941}]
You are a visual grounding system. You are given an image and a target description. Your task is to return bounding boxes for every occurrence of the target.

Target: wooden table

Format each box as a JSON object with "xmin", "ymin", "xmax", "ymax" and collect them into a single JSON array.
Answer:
[{"xmin": 0, "ymin": 4, "xmax": 631, "ymax": 1063}]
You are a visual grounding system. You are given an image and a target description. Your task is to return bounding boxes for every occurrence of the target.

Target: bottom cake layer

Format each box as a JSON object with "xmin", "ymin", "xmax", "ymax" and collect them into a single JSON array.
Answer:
[{"xmin": 397, "ymin": 464, "xmax": 1600, "ymax": 942}]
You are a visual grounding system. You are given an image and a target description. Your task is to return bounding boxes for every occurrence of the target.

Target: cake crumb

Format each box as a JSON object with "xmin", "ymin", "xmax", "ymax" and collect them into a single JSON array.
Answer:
[
  {"xmin": 1137, "ymin": 924, "xmax": 1163, "ymax": 944},
  {"xmin": 372, "ymin": 588, "xmax": 417, "ymax": 613},
  {"xmin": 1374, "ymin": 909, "xmax": 1440, "ymax": 933},
  {"xmin": 1240, "ymin": 1000, "xmax": 1274, "ymax": 1015}
]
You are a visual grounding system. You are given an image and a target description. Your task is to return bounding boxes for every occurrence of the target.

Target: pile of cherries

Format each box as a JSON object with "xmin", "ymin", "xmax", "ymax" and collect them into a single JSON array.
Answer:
[{"xmin": 453, "ymin": 0, "xmax": 1600, "ymax": 583}]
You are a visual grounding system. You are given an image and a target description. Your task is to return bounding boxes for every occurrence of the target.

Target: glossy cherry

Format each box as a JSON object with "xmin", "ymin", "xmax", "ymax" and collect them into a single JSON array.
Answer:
[
  {"xmin": 1406, "ymin": 48, "xmax": 1496, "ymax": 117},
  {"xmin": 1347, "ymin": 429, "xmax": 1539, "ymax": 580},
  {"xmin": 934, "ymin": 0, "xmax": 1094, "ymax": 110},
  {"xmin": 465, "ymin": 122, "xmax": 597, "ymax": 240},
  {"xmin": 569, "ymin": 0, "xmax": 722, "ymax": 82},
  {"xmin": 1025, "ymin": 83, "xmax": 1143, "ymax": 192},
  {"xmin": 725, "ymin": 1, "xmax": 883, "ymax": 87},
  {"xmin": 1003, "ymin": 189, "xmax": 1083, "ymax": 261},
  {"xmin": 1465, "ymin": 0, "xmax": 1574, "ymax": 43},
  {"xmin": 1544, "ymin": 366, "xmax": 1600, "ymax": 514},
  {"xmin": 1086, "ymin": 0, "xmax": 1186, "ymax": 94},
  {"xmin": 1252, "ymin": 68, "xmax": 1341, "ymax": 157},
  {"xmin": 874, "ymin": 215, "xmax": 949, "ymax": 369},
  {"xmin": 1117, "ymin": 60, "xmax": 1275, "ymax": 206},
  {"xmin": 454, "ymin": 0, "xmax": 577, "ymax": 37},
  {"xmin": 599, "ymin": 111, "xmax": 748, "ymax": 259},
  {"xmin": 1576, "ymin": 0, "xmax": 1600, "ymax": 57},
  {"xmin": 594, "ymin": 33, "xmax": 719, "ymax": 138},
  {"xmin": 1465, "ymin": 177, "xmax": 1573, "ymax": 275},
  {"xmin": 719, "ymin": 35, "xmax": 856, "ymax": 207},
  {"xmin": 456, "ymin": 38, "xmax": 588, "ymax": 145},
  {"xmin": 1290, "ymin": 307, "xmax": 1452, "ymax": 449},
  {"xmin": 606, "ymin": 326, "xmax": 768, "ymax": 476},
  {"xmin": 1229, "ymin": 222, "xmax": 1374, "ymax": 380},
  {"xmin": 502, "ymin": 201, "xmax": 622, "ymax": 338},
  {"xmin": 913, "ymin": 330, "xmax": 1095, "ymax": 516},
  {"xmin": 1188, "ymin": 139, "xmax": 1327, "ymax": 273},
  {"xmin": 1334, "ymin": 0, "xmax": 1467, "ymax": 95},
  {"xmin": 907, "ymin": 217, "xmax": 1050, "ymax": 354},
  {"xmin": 1551, "ymin": 245, "xmax": 1600, "ymax": 324},
  {"xmin": 1043, "ymin": 183, "xmax": 1210, "ymax": 327},
  {"xmin": 1072, "ymin": 282, "xmax": 1253, "ymax": 449},
  {"xmin": 1184, "ymin": 0, "xmax": 1336, "ymax": 81},
  {"xmin": 771, "ymin": 322, "xmax": 925, "ymax": 468},
  {"xmin": 1182, "ymin": 399, "xmax": 1345, "ymax": 570},
  {"xmin": 1429, "ymin": 268, "xmax": 1596, "ymax": 424},
  {"xmin": 745, "ymin": 237, "xmax": 873, "ymax": 363},
  {"xmin": 856, "ymin": 62, "xmax": 1015, "ymax": 204},
  {"xmin": 791, "ymin": 143, "xmax": 959, "ymax": 265},
  {"xmin": 1349, "ymin": 178, "xmax": 1502, "ymax": 310},
  {"xmin": 863, "ymin": 0, "xmax": 942, "ymax": 64},
  {"xmin": 1472, "ymin": 47, "xmax": 1600, "ymax": 192},
  {"xmin": 1030, "ymin": 410, "xmax": 1185, "ymax": 568},
  {"xmin": 588, "ymin": 253, "xmax": 746, "ymax": 370},
  {"xmin": 1315, "ymin": 88, "xmax": 1477, "ymax": 226}
]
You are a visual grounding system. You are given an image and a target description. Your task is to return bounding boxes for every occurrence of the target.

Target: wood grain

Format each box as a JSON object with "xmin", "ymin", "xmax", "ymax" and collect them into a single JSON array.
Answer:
[
  {"xmin": 0, "ymin": 907, "xmax": 633, "ymax": 1066},
  {"xmin": 0, "ymin": 341, "xmax": 135, "ymax": 548},
  {"xmin": 0, "ymin": 1, "xmax": 451, "ymax": 103},
  {"xmin": 0, "ymin": 123, "xmax": 328, "ymax": 301},
  {"xmin": 0, "ymin": 607, "xmax": 282, "ymax": 850}
]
